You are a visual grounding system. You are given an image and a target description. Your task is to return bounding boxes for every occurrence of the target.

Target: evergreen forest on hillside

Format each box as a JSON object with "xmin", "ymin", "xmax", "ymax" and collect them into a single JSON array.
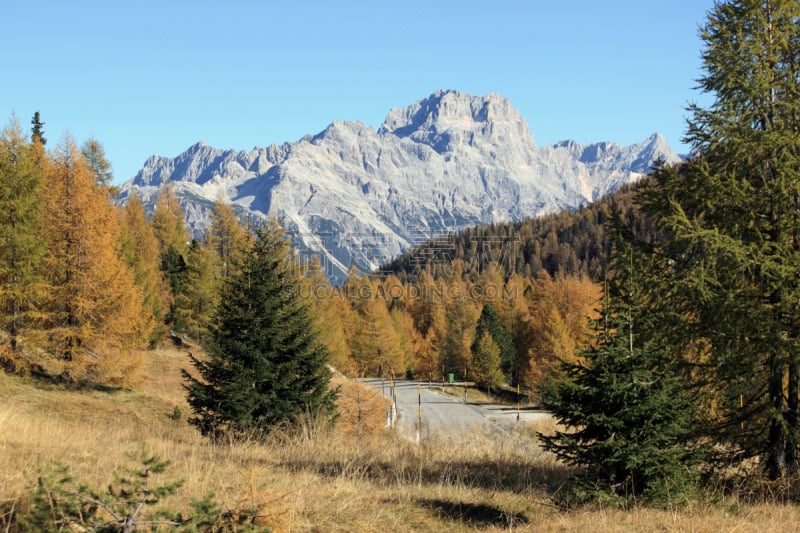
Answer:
[{"xmin": 381, "ymin": 182, "xmax": 652, "ymax": 282}]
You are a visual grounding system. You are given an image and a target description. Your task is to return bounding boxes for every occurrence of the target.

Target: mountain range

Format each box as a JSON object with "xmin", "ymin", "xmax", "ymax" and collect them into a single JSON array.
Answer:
[{"xmin": 118, "ymin": 90, "xmax": 681, "ymax": 283}]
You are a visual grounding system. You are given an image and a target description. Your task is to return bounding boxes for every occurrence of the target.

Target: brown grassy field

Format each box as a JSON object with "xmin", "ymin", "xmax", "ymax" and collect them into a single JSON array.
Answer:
[{"xmin": 2, "ymin": 347, "xmax": 800, "ymax": 531}]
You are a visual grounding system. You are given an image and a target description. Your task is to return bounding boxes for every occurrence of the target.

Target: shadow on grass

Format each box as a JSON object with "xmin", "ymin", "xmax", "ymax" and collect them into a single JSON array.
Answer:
[
  {"xmin": 416, "ymin": 498, "xmax": 528, "ymax": 528},
  {"xmin": 22, "ymin": 365, "xmax": 132, "ymax": 394},
  {"xmin": 278, "ymin": 456, "xmax": 572, "ymax": 495}
]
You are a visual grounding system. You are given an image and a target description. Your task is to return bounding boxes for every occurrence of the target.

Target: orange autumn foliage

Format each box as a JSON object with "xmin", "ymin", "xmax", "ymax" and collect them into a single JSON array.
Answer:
[
  {"xmin": 41, "ymin": 138, "xmax": 148, "ymax": 386},
  {"xmin": 521, "ymin": 271, "xmax": 601, "ymax": 391}
]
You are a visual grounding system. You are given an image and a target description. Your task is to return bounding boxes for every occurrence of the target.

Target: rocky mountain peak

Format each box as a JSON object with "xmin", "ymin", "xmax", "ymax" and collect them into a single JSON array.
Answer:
[
  {"xmin": 378, "ymin": 90, "xmax": 532, "ymax": 153},
  {"xmin": 121, "ymin": 90, "xmax": 681, "ymax": 283},
  {"xmin": 311, "ymin": 120, "xmax": 372, "ymax": 146}
]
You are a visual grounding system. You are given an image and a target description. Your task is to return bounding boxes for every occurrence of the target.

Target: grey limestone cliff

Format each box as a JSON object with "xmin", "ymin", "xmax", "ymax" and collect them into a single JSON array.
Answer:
[{"xmin": 118, "ymin": 90, "xmax": 681, "ymax": 283}]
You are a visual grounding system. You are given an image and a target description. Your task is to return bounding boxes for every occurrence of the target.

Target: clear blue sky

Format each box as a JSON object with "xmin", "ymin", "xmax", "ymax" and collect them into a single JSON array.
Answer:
[{"xmin": 3, "ymin": 0, "xmax": 715, "ymax": 184}]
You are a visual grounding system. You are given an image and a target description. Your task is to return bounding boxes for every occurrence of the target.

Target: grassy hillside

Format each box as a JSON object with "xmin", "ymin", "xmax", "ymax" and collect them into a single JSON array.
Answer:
[{"xmin": 1, "ymin": 347, "xmax": 798, "ymax": 531}]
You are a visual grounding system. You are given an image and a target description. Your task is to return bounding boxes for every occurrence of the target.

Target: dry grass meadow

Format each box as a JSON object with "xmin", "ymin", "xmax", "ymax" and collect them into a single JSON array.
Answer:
[{"xmin": 2, "ymin": 346, "xmax": 800, "ymax": 531}]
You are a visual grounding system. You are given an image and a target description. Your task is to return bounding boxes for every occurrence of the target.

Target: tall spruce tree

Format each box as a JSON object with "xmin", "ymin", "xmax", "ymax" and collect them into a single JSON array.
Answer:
[
  {"xmin": 638, "ymin": 0, "xmax": 800, "ymax": 478},
  {"xmin": 183, "ymin": 220, "xmax": 337, "ymax": 439},
  {"xmin": 541, "ymin": 242, "xmax": 699, "ymax": 504}
]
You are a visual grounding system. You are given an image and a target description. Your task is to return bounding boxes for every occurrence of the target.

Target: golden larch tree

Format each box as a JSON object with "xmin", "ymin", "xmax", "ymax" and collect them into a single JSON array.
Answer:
[
  {"xmin": 521, "ymin": 271, "xmax": 601, "ymax": 390},
  {"xmin": 471, "ymin": 330, "xmax": 504, "ymax": 391},
  {"xmin": 299, "ymin": 257, "xmax": 351, "ymax": 373},
  {"xmin": 390, "ymin": 306, "xmax": 424, "ymax": 379},
  {"xmin": 343, "ymin": 274, "xmax": 404, "ymax": 377},
  {"xmin": 119, "ymin": 194, "xmax": 170, "ymax": 346},
  {"xmin": 437, "ymin": 275, "xmax": 479, "ymax": 379},
  {"xmin": 473, "ymin": 261, "xmax": 508, "ymax": 318},
  {"xmin": 42, "ymin": 138, "xmax": 148, "ymax": 386},
  {"xmin": 150, "ymin": 185, "xmax": 190, "ymax": 328},
  {"xmin": 151, "ymin": 185, "xmax": 190, "ymax": 256},
  {"xmin": 407, "ymin": 270, "xmax": 447, "ymax": 379},
  {"xmin": 174, "ymin": 240, "xmax": 219, "ymax": 343},
  {"xmin": 504, "ymin": 272, "xmax": 534, "ymax": 383},
  {"xmin": 207, "ymin": 197, "xmax": 250, "ymax": 280},
  {"xmin": 0, "ymin": 117, "xmax": 47, "ymax": 371}
]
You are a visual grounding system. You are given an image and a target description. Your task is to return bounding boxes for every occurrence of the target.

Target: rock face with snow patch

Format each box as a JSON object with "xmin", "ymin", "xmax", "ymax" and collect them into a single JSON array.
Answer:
[{"xmin": 118, "ymin": 90, "xmax": 680, "ymax": 283}]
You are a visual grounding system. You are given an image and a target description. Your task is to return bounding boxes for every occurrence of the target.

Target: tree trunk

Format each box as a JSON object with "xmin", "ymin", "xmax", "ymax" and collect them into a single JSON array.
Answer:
[
  {"xmin": 766, "ymin": 352, "xmax": 787, "ymax": 479},
  {"xmin": 787, "ymin": 349, "xmax": 799, "ymax": 472}
]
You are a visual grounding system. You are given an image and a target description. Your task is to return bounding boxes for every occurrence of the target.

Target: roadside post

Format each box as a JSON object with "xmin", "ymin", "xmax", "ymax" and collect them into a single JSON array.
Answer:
[
  {"xmin": 417, "ymin": 382, "xmax": 421, "ymax": 444},
  {"xmin": 464, "ymin": 367, "xmax": 468, "ymax": 403},
  {"xmin": 391, "ymin": 370, "xmax": 397, "ymax": 424}
]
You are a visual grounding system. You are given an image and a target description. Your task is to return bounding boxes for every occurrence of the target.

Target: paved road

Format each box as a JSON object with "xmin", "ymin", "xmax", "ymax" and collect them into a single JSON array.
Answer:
[{"xmin": 361, "ymin": 379, "xmax": 549, "ymax": 440}]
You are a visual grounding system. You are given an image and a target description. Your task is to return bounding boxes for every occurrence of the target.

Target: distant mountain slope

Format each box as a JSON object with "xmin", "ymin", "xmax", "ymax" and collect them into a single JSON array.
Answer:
[
  {"xmin": 118, "ymin": 90, "xmax": 681, "ymax": 283},
  {"xmin": 381, "ymin": 181, "xmax": 653, "ymax": 282}
]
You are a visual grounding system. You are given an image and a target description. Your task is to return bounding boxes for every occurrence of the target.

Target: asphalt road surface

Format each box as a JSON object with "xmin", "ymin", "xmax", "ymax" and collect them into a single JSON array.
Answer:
[{"xmin": 361, "ymin": 379, "xmax": 549, "ymax": 440}]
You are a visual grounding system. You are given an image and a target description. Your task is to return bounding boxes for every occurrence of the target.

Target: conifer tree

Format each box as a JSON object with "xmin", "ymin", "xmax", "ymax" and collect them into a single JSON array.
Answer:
[
  {"xmin": 390, "ymin": 306, "xmax": 423, "ymax": 378},
  {"xmin": 437, "ymin": 276, "xmax": 478, "ymax": 378},
  {"xmin": 474, "ymin": 262, "xmax": 508, "ymax": 318},
  {"xmin": 344, "ymin": 274, "xmax": 404, "ymax": 377},
  {"xmin": 522, "ymin": 272, "xmax": 600, "ymax": 390},
  {"xmin": 42, "ymin": 137, "xmax": 147, "ymax": 386},
  {"xmin": 80, "ymin": 138, "xmax": 113, "ymax": 187},
  {"xmin": 151, "ymin": 186, "xmax": 190, "ymax": 327},
  {"xmin": 0, "ymin": 117, "xmax": 47, "ymax": 369},
  {"xmin": 119, "ymin": 194, "xmax": 170, "ymax": 346},
  {"xmin": 472, "ymin": 304, "xmax": 515, "ymax": 384},
  {"xmin": 504, "ymin": 272, "xmax": 534, "ymax": 385},
  {"xmin": 174, "ymin": 240, "xmax": 219, "ymax": 344},
  {"xmin": 407, "ymin": 270, "xmax": 447, "ymax": 379},
  {"xmin": 184, "ymin": 220, "xmax": 337, "ymax": 439},
  {"xmin": 380, "ymin": 274, "xmax": 406, "ymax": 310},
  {"xmin": 206, "ymin": 197, "xmax": 249, "ymax": 281},
  {"xmin": 30, "ymin": 111, "xmax": 45, "ymax": 146},
  {"xmin": 541, "ymin": 244, "xmax": 699, "ymax": 504},
  {"xmin": 151, "ymin": 186, "xmax": 190, "ymax": 257},
  {"xmin": 299, "ymin": 257, "xmax": 350, "ymax": 372},
  {"xmin": 638, "ymin": 0, "xmax": 800, "ymax": 478},
  {"xmin": 471, "ymin": 331, "xmax": 504, "ymax": 392}
]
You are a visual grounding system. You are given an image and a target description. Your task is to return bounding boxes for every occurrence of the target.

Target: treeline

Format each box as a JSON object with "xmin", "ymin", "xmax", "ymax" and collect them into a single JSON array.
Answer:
[
  {"xmin": 0, "ymin": 116, "xmax": 152, "ymax": 386},
  {"xmin": 307, "ymin": 264, "xmax": 600, "ymax": 392},
  {"xmin": 382, "ymin": 181, "xmax": 656, "ymax": 282},
  {"xmin": 0, "ymin": 115, "xmax": 257, "ymax": 387}
]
